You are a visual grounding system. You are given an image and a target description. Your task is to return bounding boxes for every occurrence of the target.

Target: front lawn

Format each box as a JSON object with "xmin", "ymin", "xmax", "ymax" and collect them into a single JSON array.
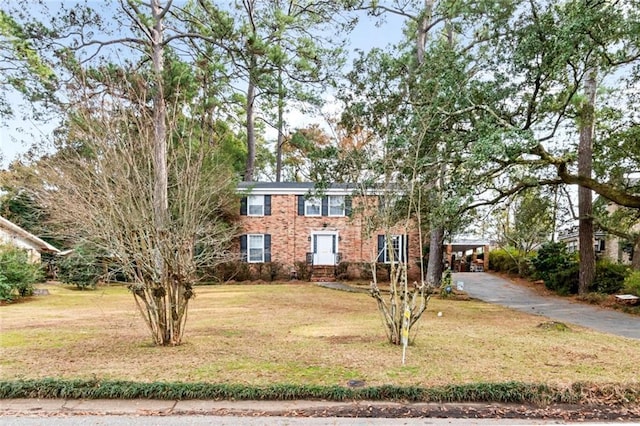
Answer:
[{"xmin": 1, "ymin": 283, "xmax": 639, "ymax": 387}]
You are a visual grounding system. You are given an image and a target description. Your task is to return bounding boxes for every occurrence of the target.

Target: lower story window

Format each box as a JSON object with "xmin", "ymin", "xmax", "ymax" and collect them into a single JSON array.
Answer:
[
  {"xmin": 241, "ymin": 233, "xmax": 271, "ymax": 263},
  {"xmin": 378, "ymin": 234, "xmax": 408, "ymax": 263},
  {"xmin": 249, "ymin": 234, "xmax": 264, "ymax": 263}
]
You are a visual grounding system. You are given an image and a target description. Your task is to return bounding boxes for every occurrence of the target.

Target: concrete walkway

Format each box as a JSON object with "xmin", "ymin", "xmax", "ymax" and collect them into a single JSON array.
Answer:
[{"xmin": 454, "ymin": 272, "xmax": 640, "ymax": 340}]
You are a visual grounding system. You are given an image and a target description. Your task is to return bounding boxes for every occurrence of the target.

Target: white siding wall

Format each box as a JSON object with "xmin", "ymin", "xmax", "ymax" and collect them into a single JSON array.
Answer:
[{"xmin": 0, "ymin": 228, "xmax": 41, "ymax": 263}]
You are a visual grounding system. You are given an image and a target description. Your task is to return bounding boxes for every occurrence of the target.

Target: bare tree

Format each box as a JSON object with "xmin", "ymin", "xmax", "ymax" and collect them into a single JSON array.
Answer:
[
  {"xmin": 368, "ymin": 186, "xmax": 432, "ymax": 348},
  {"xmin": 23, "ymin": 67, "xmax": 236, "ymax": 345},
  {"xmin": 7, "ymin": 0, "xmax": 241, "ymax": 346},
  {"xmin": 348, "ymin": 115, "xmax": 433, "ymax": 348}
]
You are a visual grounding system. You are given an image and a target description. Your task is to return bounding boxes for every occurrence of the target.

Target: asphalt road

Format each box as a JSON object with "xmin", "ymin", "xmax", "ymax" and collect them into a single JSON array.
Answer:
[{"xmin": 454, "ymin": 272, "xmax": 640, "ymax": 340}]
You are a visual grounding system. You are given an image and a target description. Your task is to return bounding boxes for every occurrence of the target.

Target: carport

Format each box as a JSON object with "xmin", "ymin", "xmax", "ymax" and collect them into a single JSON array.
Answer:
[{"xmin": 445, "ymin": 238, "xmax": 491, "ymax": 272}]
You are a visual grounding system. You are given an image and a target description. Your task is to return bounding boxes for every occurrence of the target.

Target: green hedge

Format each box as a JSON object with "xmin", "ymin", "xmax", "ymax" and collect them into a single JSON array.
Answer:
[
  {"xmin": 540, "ymin": 261, "xmax": 630, "ymax": 296},
  {"xmin": 487, "ymin": 248, "xmax": 520, "ymax": 274},
  {"xmin": 0, "ymin": 379, "xmax": 638, "ymax": 406}
]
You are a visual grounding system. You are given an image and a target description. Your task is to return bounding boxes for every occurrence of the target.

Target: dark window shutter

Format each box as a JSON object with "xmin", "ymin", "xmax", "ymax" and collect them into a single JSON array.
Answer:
[
  {"xmin": 264, "ymin": 195, "xmax": 272, "ymax": 216},
  {"xmin": 332, "ymin": 235, "xmax": 336, "ymax": 253},
  {"xmin": 377, "ymin": 235, "xmax": 385, "ymax": 262},
  {"xmin": 240, "ymin": 235, "xmax": 247, "ymax": 262},
  {"xmin": 240, "ymin": 197, "xmax": 247, "ymax": 215},
  {"xmin": 297, "ymin": 195, "xmax": 305, "ymax": 215},
  {"xmin": 345, "ymin": 196, "xmax": 352, "ymax": 217},
  {"xmin": 404, "ymin": 235, "xmax": 409, "ymax": 263},
  {"xmin": 321, "ymin": 196, "xmax": 328, "ymax": 216},
  {"xmin": 264, "ymin": 234, "xmax": 271, "ymax": 262}
]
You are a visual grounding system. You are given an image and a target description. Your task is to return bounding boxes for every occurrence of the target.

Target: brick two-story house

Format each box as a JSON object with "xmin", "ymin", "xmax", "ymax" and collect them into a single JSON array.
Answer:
[{"xmin": 237, "ymin": 182, "xmax": 422, "ymax": 281}]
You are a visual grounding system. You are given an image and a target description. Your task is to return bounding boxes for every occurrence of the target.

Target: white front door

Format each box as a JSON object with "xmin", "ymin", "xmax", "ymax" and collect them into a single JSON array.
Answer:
[{"xmin": 313, "ymin": 234, "xmax": 336, "ymax": 265}]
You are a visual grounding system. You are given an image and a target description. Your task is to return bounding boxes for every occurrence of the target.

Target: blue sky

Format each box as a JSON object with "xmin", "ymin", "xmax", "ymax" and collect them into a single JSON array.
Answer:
[{"xmin": 0, "ymin": 2, "xmax": 408, "ymax": 168}]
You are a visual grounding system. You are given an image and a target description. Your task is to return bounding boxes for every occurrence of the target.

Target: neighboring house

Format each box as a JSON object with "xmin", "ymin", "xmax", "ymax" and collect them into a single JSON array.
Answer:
[
  {"xmin": 237, "ymin": 182, "xmax": 422, "ymax": 281},
  {"xmin": 0, "ymin": 215, "xmax": 60, "ymax": 263},
  {"xmin": 558, "ymin": 192, "xmax": 639, "ymax": 265},
  {"xmin": 558, "ymin": 225, "xmax": 634, "ymax": 265}
]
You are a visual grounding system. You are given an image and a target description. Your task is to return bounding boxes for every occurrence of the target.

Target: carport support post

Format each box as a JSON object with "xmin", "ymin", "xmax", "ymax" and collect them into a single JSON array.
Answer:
[{"xmin": 484, "ymin": 245, "xmax": 490, "ymax": 270}]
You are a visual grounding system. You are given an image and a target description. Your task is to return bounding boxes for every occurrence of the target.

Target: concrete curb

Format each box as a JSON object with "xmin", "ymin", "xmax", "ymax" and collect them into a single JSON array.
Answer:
[
  {"xmin": 0, "ymin": 399, "xmax": 463, "ymax": 416},
  {"xmin": 2, "ymin": 398, "xmax": 639, "ymax": 421}
]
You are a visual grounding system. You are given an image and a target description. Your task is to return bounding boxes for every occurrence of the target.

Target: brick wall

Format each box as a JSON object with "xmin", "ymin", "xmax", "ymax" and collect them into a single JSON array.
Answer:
[{"xmin": 238, "ymin": 194, "xmax": 422, "ymax": 280}]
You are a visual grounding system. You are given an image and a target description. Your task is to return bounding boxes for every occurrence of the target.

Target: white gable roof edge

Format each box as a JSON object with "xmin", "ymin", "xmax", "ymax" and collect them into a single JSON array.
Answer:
[
  {"xmin": 237, "ymin": 182, "xmax": 386, "ymax": 196},
  {"xmin": 0, "ymin": 215, "xmax": 60, "ymax": 253}
]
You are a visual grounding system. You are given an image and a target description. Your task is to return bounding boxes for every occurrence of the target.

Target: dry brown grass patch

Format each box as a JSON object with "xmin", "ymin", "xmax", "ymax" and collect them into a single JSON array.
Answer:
[{"xmin": 1, "ymin": 282, "xmax": 639, "ymax": 387}]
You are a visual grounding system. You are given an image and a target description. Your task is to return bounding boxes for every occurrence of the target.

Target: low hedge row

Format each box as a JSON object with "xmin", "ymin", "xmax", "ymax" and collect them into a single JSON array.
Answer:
[{"xmin": 1, "ymin": 379, "xmax": 638, "ymax": 406}]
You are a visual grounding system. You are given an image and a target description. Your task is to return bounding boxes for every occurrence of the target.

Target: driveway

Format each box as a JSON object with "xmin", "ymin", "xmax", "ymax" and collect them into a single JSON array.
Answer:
[{"xmin": 454, "ymin": 272, "xmax": 640, "ymax": 340}]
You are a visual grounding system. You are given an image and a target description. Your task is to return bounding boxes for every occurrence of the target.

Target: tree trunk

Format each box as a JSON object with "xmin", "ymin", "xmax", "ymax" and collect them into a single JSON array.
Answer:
[
  {"xmin": 420, "ymin": 0, "xmax": 445, "ymax": 286},
  {"xmin": 151, "ymin": 0, "xmax": 168, "ymax": 225},
  {"xmin": 578, "ymin": 69, "xmax": 597, "ymax": 295},
  {"xmin": 244, "ymin": 78, "xmax": 256, "ymax": 181},
  {"xmin": 275, "ymin": 70, "xmax": 284, "ymax": 182},
  {"xmin": 632, "ymin": 234, "xmax": 640, "ymax": 270},
  {"xmin": 151, "ymin": 0, "xmax": 170, "ymax": 345},
  {"xmin": 244, "ymin": 60, "xmax": 257, "ymax": 182},
  {"xmin": 146, "ymin": 0, "xmax": 189, "ymax": 346},
  {"xmin": 426, "ymin": 226, "xmax": 444, "ymax": 285},
  {"xmin": 416, "ymin": 0, "xmax": 434, "ymax": 65}
]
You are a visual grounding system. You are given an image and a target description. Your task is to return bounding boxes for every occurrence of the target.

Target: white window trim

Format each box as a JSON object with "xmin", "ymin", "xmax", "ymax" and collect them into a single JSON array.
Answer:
[
  {"xmin": 247, "ymin": 195, "xmax": 264, "ymax": 217},
  {"xmin": 328, "ymin": 195, "xmax": 345, "ymax": 217},
  {"xmin": 248, "ymin": 234, "xmax": 265, "ymax": 263},
  {"xmin": 383, "ymin": 235, "xmax": 406, "ymax": 264},
  {"xmin": 305, "ymin": 197, "xmax": 322, "ymax": 217}
]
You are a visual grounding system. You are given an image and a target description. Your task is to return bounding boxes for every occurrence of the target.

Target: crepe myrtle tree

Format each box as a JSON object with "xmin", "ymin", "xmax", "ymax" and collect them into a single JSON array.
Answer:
[
  {"xmin": 368, "ymin": 186, "xmax": 432, "ymax": 347},
  {"xmin": 343, "ymin": 113, "xmax": 434, "ymax": 347},
  {"xmin": 23, "ymin": 67, "xmax": 237, "ymax": 346},
  {"xmin": 10, "ymin": 0, "xmax": 245, "ymax": 346}
]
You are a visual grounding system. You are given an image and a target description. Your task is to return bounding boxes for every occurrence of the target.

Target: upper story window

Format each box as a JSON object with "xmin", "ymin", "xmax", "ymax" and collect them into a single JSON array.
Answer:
[
  {"xmin": 248, "ymin": 195, "xmax": 264, "ymax": 216},
  {"xmin": 328, "ymin": 196, "xmax": 345, "ymax": 217},
  {"xmin": 298, "ymin": 195, "xmax": 351, "ymax": 217},
  {"xmin": 305, "ymin": 197, "xmax": 322, "ymax": 216},
  {"xmin": 240, "ymin": 195, "xmax": 271, "ymax": 216}
]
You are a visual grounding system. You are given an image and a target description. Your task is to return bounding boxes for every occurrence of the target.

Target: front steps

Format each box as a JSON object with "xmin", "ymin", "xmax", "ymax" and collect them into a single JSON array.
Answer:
[{"xmin": 310, "ymin": 265, "xmax": 336, "ymax": 282}]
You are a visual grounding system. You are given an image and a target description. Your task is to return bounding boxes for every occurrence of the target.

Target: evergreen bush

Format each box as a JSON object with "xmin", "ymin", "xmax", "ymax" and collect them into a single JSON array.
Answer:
[
  {"xmin": 533, "ymin": 244, "xmax": 630, "ymax": 296},
  {"xmin": 532, "ymin": 241, "xmax": 581, "ymax": 294},
  {"xmin": 56, "ymin": 245, "xmax": 103, "ymax": 289},
  {"xmin": 545, "ymin": 263, "xmax": 580, "ymax": 295},
  {"xmin": 531, "ymin": 241, "xmax": 576, "ymax": 283},
  {"xmin": 623, "ymin": 271, "xmax": 640, "ymax": 296},
  {"xmin": 591, "ymin": 261, "xmax": 629, "ymax": 294},
  {"xmin": 0, "ymin": 244, "xmax": 43, "ymax": 301}
]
